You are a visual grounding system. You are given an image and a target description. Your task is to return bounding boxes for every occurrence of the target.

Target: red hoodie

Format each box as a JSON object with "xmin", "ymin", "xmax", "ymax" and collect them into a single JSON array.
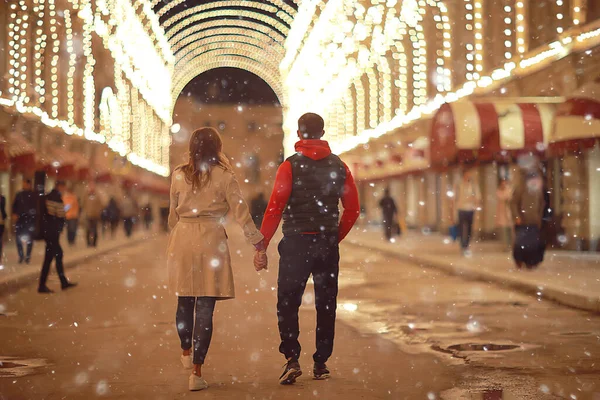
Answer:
[{"xmin": 260, "ymin": 140, "xmax": 360, "ymax": 248}]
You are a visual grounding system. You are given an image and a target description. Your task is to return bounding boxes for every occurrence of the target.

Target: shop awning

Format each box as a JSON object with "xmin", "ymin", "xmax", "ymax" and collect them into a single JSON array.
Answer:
[
  {"xmin": 550, "ymin": 78, "xmax": 600, "ymax": 153},
  {"xmin": 8, "ymin": 132, "xmax": 36, "ymax": 173},
  {"xmin": 0, "ymin": 141, "xmax": 10, "ymax": 172},
  {"xmin": 430, "ymin": 101, "xmax": 558, "ymax": 167},
  {"xmin": 355, "ymin": 137, "xmax": 430, "ymax": 182},
  {"xmin": 38, "ymin": 147, "xmax": 80, "ymax": 179}
]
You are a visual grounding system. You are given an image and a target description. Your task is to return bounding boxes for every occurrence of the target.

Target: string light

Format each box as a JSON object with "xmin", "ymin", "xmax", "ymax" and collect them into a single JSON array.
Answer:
[
  {"xmin": 515, "ymin": 1, "xmax": 527, "ymax": 54},
  {"xmin": 64, "ymin": 9, "xmax": 76, "ymax": 124}
]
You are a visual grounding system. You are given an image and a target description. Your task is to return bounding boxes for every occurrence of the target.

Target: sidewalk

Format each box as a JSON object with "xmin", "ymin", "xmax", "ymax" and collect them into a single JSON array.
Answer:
[
  {"xmin": 347, "ymin": 226, "xmax": 600, "ymax": 312},
  {"xmin": 0, "ymin": 226, "xmax": 156, "ymax": 292}
]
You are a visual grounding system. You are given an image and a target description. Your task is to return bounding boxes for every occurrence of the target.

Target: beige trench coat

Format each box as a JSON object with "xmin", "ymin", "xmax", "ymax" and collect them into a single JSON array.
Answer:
[{"xmin": 167, "ymin": 166, "xmax": 263, "ymax": 299}]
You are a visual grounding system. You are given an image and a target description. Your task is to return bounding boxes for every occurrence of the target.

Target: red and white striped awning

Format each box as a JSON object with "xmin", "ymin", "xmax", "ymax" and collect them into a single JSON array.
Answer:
[
  {"xmin": 8, "ymin": 132, "xmax": 35, "ymax": 159},
  {"xmin": 430, "ymin": 101, "xmax": 558, "ymax": 168},
  {"xmin": 550, "ymin": 78, "xmax": 600, "ymax": 153}
]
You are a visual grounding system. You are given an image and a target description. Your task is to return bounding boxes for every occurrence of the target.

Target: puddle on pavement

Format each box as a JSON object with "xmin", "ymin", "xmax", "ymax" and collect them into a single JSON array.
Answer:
[
  {"xmin": 0, "ymin": 357, "xmax": 49, "ymax": 378},
  {"xmin": 550, "ymin": 331, "xmax": 598, "ymax": 337},
  {"xmin": 446, "ymin": 343, "xmax": 520, "ymax": 352},
  {"xmin": 441, "ymin": 388, "xmax": 520, "ymax": 399}
]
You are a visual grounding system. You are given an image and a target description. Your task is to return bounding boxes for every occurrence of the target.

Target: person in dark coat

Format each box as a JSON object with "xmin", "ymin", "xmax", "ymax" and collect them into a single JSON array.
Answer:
[
  {"xmin": 250, "ymin": 193, "xmax": 268, "ymax": 229},
  {"xmin": 379, "ymin": 188, "xmax": 398, "ymax": 241},
  {"xmin": 12, "ymin": 179, "xmax": 36, "ymax": 263},
  {"xmin": 0, "ymin": 193, "xmax": 6, "ymax": 264},
  {"xmin": 142, "ymin": 203, "xmax": 153, "ymax": 230},
  {"xmin": 38, "ymin": 181, "xmax": 77, "ymax": 293},
  {"xmin": 105, "ymin": 197, "xmax": 121, "ymax": 238},
  {"xmin": 511, "ymin": 169, "xmax": 545, "ymax": 269}
]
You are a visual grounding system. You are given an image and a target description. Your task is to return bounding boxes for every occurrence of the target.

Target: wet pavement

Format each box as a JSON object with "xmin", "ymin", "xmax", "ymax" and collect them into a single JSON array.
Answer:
[{"xmin": 0, "ymin": 230, "xmax": 599, "ymax": 399}]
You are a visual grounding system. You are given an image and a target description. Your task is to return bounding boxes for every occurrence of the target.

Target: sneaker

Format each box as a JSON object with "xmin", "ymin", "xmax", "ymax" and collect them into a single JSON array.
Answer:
[
  {"xmin": 279, "ymin": 358, "xmax": 302, "ymax": 385},
  {"xmin": 38, "ymin": 286, "xmax": 54, "ymax": 294},
  {"xmin": 181, "ymin": 354, "xmax": 193, "ymax": 369},
  {"xmin": 188, "ymin": 373, "xmax": 208, "ymax": 391},
  {"xmin": 313, "ymin": 362, "xmax": 330, "ymax": 380}
]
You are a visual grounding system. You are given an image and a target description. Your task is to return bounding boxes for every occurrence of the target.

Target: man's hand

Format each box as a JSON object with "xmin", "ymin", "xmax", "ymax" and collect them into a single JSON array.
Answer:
[{"xmin": 254, "ymin": 250, "xmax": 268, "ymax": 272}]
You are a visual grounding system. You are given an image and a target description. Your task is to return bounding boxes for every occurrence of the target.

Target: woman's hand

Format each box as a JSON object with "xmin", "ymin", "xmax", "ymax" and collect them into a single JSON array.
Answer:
[{"xmin": 254, "ymin": 250, "xmax": 268, "ymax": 272}]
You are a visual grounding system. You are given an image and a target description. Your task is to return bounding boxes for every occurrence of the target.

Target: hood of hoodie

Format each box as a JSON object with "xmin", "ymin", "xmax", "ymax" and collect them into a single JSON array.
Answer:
[{"xmin": 294, "ymin": 140, "xmax": 332, "ymax": 160}]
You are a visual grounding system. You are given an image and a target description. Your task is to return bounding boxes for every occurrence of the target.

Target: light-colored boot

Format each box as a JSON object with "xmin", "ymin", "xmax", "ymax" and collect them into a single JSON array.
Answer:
[{"xmin": 189, "ymin": 374, "xmax": 208, "ymax": 391}]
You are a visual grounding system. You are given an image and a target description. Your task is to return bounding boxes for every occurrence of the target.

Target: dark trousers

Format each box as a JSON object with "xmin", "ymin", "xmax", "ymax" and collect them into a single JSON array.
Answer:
[
  {"xmin": 0, "ymin": 225, "xmax": 4, "ymax": 261},
  {"xmin": 176, "ymin": 297, "xmax": 217, "ymax": 365},
  {"xmin": 458, "ymin": 210, "xmax": 475, "ymax": 249},
  {"xmin": 123, "ymin": 218, "xmax": 133, "ymax": 237},
  {"xmin": 16, "ymin": 222, "xmax": 34, "ymax": 262},
  {"xmin": 277, "ymin": 234, "xmax": 340, "ymax": 364},
  {"xmin": 39, "ymin": 233, "xmax": 68, "ymax": 288},
  {"xmin": 383, "ymin": 214, "xmax": 394, "ymax": 241},
  {"xmin": 87, "ymin": 218, "xmax": 99, "ymax": 247},
  {"xmin": 110, "ymin": 220, "xmax": 119, "ymax": 237},
  {"xmin": 66, "ymin": 219, "xmax": 78, "ymax": 245}
]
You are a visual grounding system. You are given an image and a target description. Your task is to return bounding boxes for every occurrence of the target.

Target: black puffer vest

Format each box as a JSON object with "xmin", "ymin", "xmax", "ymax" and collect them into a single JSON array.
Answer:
[{"xmin": 282, "ymin": 153, "xmax": 347, "ymax": 236}]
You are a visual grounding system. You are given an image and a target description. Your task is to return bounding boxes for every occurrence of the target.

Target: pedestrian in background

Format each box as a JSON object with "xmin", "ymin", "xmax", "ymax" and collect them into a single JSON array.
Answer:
[
  {"xmin": 38, "ymin": 181, "xmax": 77, "ymax": 293},
  {"xmin": 511, "ymin": 169, "xmax": 545, "ymax": 269},
  {"xmin": 63, "ymin": 186, "xmax": 80, "ymax": 246},
  {"xmin": 0, "ymin": 191, "xmax": 7, "ymax": 264},
  {"xmin": 142, "ymin": 203, "xmax": 153, "ymax": 230},
  {"xmin": 167, "ymin": 127, "xmax": 264, "ymax": 391},
  {"xmin": 495, "ymin": 178, "xmax": 513, "ymax": 251},
  {"xmin": 250, "ymin": 192, "xmax": 268, "ymax": 229},
  {"xmin": 84, "ymin": 186, "xmax": 103, "ymax": 247},
  {"xmin": 159, "ymin": 199, "xmax": 169, "ymax": 232},
  {"xmin": 454, "ymin": 167, "xmax": 482, "ymax": 257},
  {"xmin": 12, "ymin": 179, "xmax": 36, "ymax": 264},
  {"xmin": 105, "ymin": 197, "xmax": 120, "ymax": 238},
  {"xmin": 379, "ymin": 187, "xmax": 398, "ymax": 241},
  {"xmin": 121, "ymin": 191, "xmax": 137, "ymax": 237}
]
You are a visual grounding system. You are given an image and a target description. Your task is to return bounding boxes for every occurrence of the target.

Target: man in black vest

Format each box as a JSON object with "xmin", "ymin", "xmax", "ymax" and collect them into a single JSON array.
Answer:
[{"xmin": 258, "ymin": 113, "xmax": 360, "ymax": 384}]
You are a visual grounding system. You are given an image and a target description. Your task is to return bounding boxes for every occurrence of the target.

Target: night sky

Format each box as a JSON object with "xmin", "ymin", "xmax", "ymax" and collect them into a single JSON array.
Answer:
[{"xmin": 180, "ymin": 68, "xmax": 280, "ymax": 106}]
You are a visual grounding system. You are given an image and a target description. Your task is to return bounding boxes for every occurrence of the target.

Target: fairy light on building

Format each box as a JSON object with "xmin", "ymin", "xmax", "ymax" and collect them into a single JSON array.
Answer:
[
  {"xmin": 515, "ymin": 0, "xmax": 527, "ymax": 54},
  {"xmin": 64, "ymin": 9, "xmax": 76, "ymax": 125}
]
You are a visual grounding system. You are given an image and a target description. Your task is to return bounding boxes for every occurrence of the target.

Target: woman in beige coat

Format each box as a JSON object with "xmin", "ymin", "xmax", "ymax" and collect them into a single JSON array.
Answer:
[{"xmin": 167, "ymin": 127, "xmax": 266, "ymax": 391}]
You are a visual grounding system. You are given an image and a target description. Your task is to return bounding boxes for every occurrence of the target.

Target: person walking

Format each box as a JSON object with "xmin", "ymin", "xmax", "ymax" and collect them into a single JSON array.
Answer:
[
  {"xmin": 38, "ymin": 181, "xmax": 77, "ymax": 293},
  {"xmin": 121, "ymin": 191, "xmax": 136, "ymax": 237},
  {"xmin": 258, "ymin": 113, "xmax": 360, "ymax": 385},
  {"xmin": 12, "ymin": 179, "xmax": 36, "ymax": 264},
  {"xmin": 105, "ymin": 197, "xmax": 120, "ymax": 238},
  {"xmin": 62, "ymin": 186, "xmax": 80, "ymax": 246},
  {"xmin": 495, "ymin": 178, "xmax": 513, "ymax": 251},
  {"xmin": 83, "ymin": 186, "xmax": 103, "ymax": 247},
  {"xmin": 511, "ymin": 169, "xmax": 545, "ymax": 269},
  {"xmin": 142, "ymin": 203, "xmax": 153, "ymax": 230},
  {"xmin": 0, "ymin": 192, "xmax": 6, "ymax": 264},
  {"xmin": 167, "ymin": 127, "xmax": 265, "ymax": 391},
  {"xmin": 379, "ymin": 187, "xmax": 398, "ymax": 241},
  {"xmin": 454, "ymin": 167, "xmax": 482, "ymax": 256},
  {"xmin": 250, "ymin": 192, "xmax": 268, "ymax": 229}
]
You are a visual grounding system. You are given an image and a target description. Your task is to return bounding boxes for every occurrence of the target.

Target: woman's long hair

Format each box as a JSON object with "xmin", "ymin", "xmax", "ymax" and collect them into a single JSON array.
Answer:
[{"xmin": 179, "ymin": 127, "xmax": 231, "ymax": 190}]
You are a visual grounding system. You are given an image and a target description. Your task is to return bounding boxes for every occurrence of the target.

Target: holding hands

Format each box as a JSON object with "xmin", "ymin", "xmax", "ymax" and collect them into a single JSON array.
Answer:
[{"xmin": 253, "ymin": 240, "xmax": 268, "ymax": 272}]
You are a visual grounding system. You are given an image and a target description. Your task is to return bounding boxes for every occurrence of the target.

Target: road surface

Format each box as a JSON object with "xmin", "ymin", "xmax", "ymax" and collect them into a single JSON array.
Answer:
[{"xmin": 1, "ymin": 229, "xmax": 599, "ymax": 399}]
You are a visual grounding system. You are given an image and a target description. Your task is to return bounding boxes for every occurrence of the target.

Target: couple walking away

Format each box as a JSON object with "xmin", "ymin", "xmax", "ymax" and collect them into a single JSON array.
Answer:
[{"xmin": 166, "ymin": 113, "xmax": 360, "ymax": 391}]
